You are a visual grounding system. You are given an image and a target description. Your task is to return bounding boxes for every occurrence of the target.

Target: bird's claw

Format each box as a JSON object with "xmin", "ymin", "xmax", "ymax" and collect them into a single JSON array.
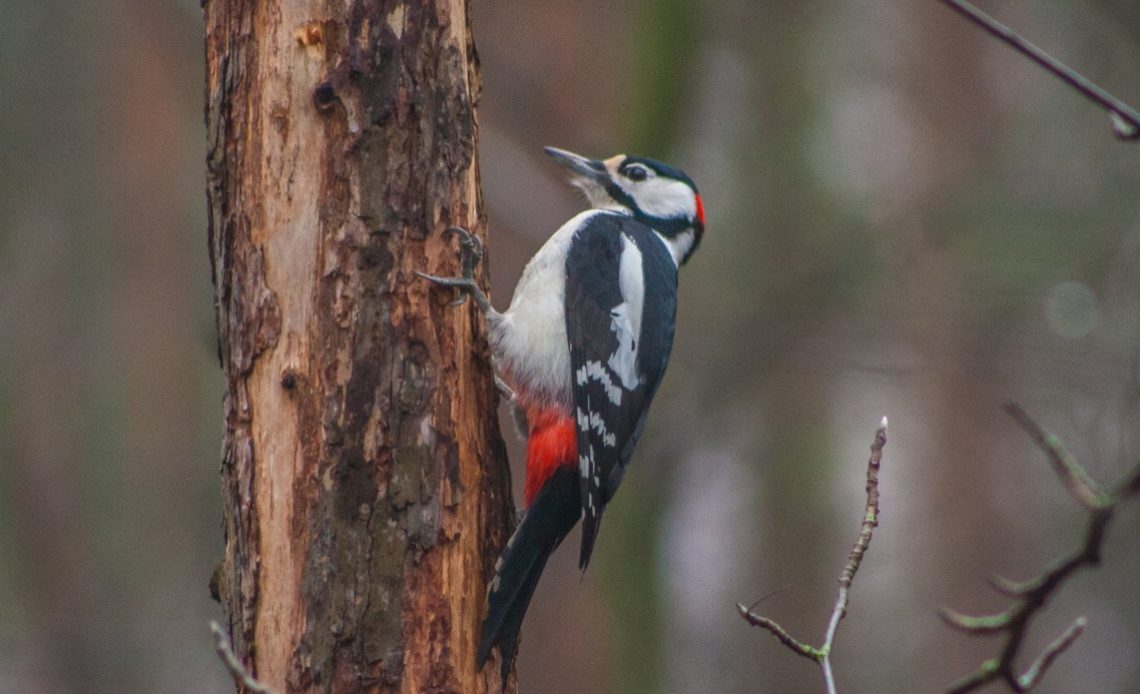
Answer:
[
  {"xmin": 414, "ymin": 272, "xmax": 479, "ymax": 306},
  {"xmin": 416, "ymin": 226, "xmax": 490, "ymax": 312},
  {"xmin": 443, "ymin": 226, "xmax": 483, "ymax": 282}
]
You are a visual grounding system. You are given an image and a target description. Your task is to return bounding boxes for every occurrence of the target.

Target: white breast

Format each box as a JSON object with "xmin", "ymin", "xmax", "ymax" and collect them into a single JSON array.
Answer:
[{"xmin": 488, "ymin": 210, "xmax": 605, "ymax": 408}]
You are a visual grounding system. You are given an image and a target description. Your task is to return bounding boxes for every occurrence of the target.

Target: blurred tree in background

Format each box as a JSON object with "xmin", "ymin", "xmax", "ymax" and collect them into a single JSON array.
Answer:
[{"xmin": 0, "ymin": 1, "xmax": 1138, "ymax": 692}]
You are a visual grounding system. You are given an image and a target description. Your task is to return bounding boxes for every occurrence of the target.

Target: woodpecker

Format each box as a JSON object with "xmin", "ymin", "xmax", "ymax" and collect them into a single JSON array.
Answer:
[{"xmin": 418, "ymin": 146, "xmax": 705, "ymax": 680}]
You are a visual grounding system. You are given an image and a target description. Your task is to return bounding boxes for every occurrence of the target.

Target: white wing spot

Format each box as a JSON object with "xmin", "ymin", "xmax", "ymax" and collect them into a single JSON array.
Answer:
[
  {"xmin": 581, "ymin": 360, "xmax": 622, "ymax": 405},
  {"xmin": 588, "ymin": 411, "xmax": 604, "ymax": 432},
  {"xmin": 582, "ymin": 410, "xmax": 617, "ymax": 448}
]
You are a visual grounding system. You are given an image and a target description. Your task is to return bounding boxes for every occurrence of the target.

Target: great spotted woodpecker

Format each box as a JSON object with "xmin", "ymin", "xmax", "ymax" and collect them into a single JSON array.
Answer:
[{"xmin": 418, "ymin": 146, "xmax": 704, "ymax": 679}]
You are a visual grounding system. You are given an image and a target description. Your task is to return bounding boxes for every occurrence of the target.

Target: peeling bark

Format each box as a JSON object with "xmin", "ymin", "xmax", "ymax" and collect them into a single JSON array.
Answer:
[{"xmin": 205, "ymin": 2, "xmax": 514, "ymax": 691}]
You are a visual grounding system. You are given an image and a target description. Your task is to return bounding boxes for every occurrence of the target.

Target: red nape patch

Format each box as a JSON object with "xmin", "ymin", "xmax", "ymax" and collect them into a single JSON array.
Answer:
[
  {"xmin": 523, "ymin": 409, "xmax": 578, "ymax": 507},
  {"xmin": 695, "ymin": 193, "xmax": 706, "ymax": 228}
]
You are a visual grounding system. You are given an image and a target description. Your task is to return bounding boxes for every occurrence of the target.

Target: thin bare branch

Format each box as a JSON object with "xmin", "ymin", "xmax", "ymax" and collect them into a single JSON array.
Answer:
[
  {"xmin": 1003, "ymin": 402, "xmax": 1107, "ymax": 510},
  {"xmin": 210, "ymin": 621, "xmax": 278, "ymax": 694},
  {"xmin": 1017, "ymin": 617, "xmax": 1087, "ymax": 691},
  {"xmin": 739, "ymin": 417, "xmax": 888, "ymax": 694},
  {"xmin": 986, "ymin": 573, "xmax": 1032, "ymax": 598},
  {"xmin": 942, "ymin": 404, "xmax": 1136, "ymax": 692},
  {"xmin": 938, "ymin": 0, "xmax": 1140, "ymax": 141},
  {"xmin": 824, "ymin": 419, "xmax": 886, "ymax": 648},
  {"xmin": 946, "ymin": 660, "xmax": 1001, "ymax": 694},
  {"xmin": 737, "ymin": 603, "xmax": 819, "ymax": 661},
  {"xmin": 937, "ymin": 607, "xmax": 1011, "ymax": 635}
]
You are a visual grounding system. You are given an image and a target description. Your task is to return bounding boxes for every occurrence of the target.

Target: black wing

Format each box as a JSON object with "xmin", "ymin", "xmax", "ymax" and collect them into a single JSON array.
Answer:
[{"xmin": 564, "ymin": 212, "xmax": 678, "ymax": 571}]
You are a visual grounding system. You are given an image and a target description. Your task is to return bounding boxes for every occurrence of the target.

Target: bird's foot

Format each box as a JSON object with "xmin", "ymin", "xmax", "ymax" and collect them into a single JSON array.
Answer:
[{"xmin": 416, "ymin": 226, "xmax": 490, "ymax": 312}]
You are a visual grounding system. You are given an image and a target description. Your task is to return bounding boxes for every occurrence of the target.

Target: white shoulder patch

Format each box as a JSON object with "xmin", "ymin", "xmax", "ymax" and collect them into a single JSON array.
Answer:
[{"xmin": 607, "ymin": 233, "xmax": 645, "ymax": 390}]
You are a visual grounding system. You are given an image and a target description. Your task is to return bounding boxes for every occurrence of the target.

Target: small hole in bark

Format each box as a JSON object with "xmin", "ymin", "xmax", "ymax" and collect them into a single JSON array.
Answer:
[
  {"xmin": 281, "ymin": 371, "xmax": 298, "ymax": 390},
  {"xmin": 313, "ymin": 81, "xmax": 337, "ymax": 110}
]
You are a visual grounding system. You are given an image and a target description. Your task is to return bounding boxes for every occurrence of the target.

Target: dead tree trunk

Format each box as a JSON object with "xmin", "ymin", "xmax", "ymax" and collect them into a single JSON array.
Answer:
[{"xmin": 205, "ymin": 2, "xmax": 514, "ymax": 691}]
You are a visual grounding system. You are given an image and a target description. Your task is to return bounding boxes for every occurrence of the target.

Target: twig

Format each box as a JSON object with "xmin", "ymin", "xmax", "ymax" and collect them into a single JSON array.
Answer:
[
  {"xmin": 941, "ymin": 403, "xmax": 1140, "ymax": 693},
  {"xmin": 738, "ymin": 417, "xmax": 888, "ymax": 694},
  {"xmin": 210, "ymin": 620, "xmax": 278, "ymax": 694},
  {"xmin": 737, "ymin": 607, "xmax": 818, "ymax": 660},
  {"xmin": 1003, "ymin": 403, "xmax": 1107, "ymax": 510},
  {"xmin": 938, "ymin": 0, "xmax": 1140, "ymax": 141},
  {"xmin": 1017, "ymin": 617, "xmax": 1086, "ymax": 691}
]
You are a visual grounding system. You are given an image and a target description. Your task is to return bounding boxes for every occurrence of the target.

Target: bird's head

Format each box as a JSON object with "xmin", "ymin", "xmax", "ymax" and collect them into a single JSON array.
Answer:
[{"xmin": 545, "ymin": 146, "xmax": 705, "ymax": 264}]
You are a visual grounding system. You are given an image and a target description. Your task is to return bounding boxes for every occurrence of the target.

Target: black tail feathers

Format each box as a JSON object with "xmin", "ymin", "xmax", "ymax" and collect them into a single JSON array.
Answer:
[{"xmin": 477, "ymin": 466, "xmax": 580, "ymax": 683}]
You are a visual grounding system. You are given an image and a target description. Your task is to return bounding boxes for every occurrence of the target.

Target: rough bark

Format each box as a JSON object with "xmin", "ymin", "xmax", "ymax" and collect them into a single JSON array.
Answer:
[{"xmin": 204, "ymin": 2, "xmax": 515, "ymax": 692}]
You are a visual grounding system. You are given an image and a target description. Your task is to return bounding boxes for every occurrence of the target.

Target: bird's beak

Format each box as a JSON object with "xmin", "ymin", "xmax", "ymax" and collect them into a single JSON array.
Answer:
[{"xmin": 544, "ymin": 146, "xmax": 608, "ymax": 186}]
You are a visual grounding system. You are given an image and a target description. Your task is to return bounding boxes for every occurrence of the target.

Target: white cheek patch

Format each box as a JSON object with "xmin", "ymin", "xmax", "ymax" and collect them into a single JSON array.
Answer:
[{"xmin": 619, "ymin": 178, "xmax": 696, "ymax": 220}]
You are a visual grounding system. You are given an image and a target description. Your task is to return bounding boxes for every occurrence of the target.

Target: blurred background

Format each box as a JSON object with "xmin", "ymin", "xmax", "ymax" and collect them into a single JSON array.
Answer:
[{"xmin": 1, "ymin": 1, "xmax": 1138, "ymax": 691}]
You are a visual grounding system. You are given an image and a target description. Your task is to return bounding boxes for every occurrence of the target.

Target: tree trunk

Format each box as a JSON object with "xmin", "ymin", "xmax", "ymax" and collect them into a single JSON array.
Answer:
[{"xmin": 204, "ymin": 2, "xmax": 514, "ymax": 691}]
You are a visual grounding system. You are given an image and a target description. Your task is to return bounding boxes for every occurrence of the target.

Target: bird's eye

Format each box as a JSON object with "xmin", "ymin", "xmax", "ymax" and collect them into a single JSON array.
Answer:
[{"xmin": 624, "ymin": 165, "xmax": 649, "ymax": 182}]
